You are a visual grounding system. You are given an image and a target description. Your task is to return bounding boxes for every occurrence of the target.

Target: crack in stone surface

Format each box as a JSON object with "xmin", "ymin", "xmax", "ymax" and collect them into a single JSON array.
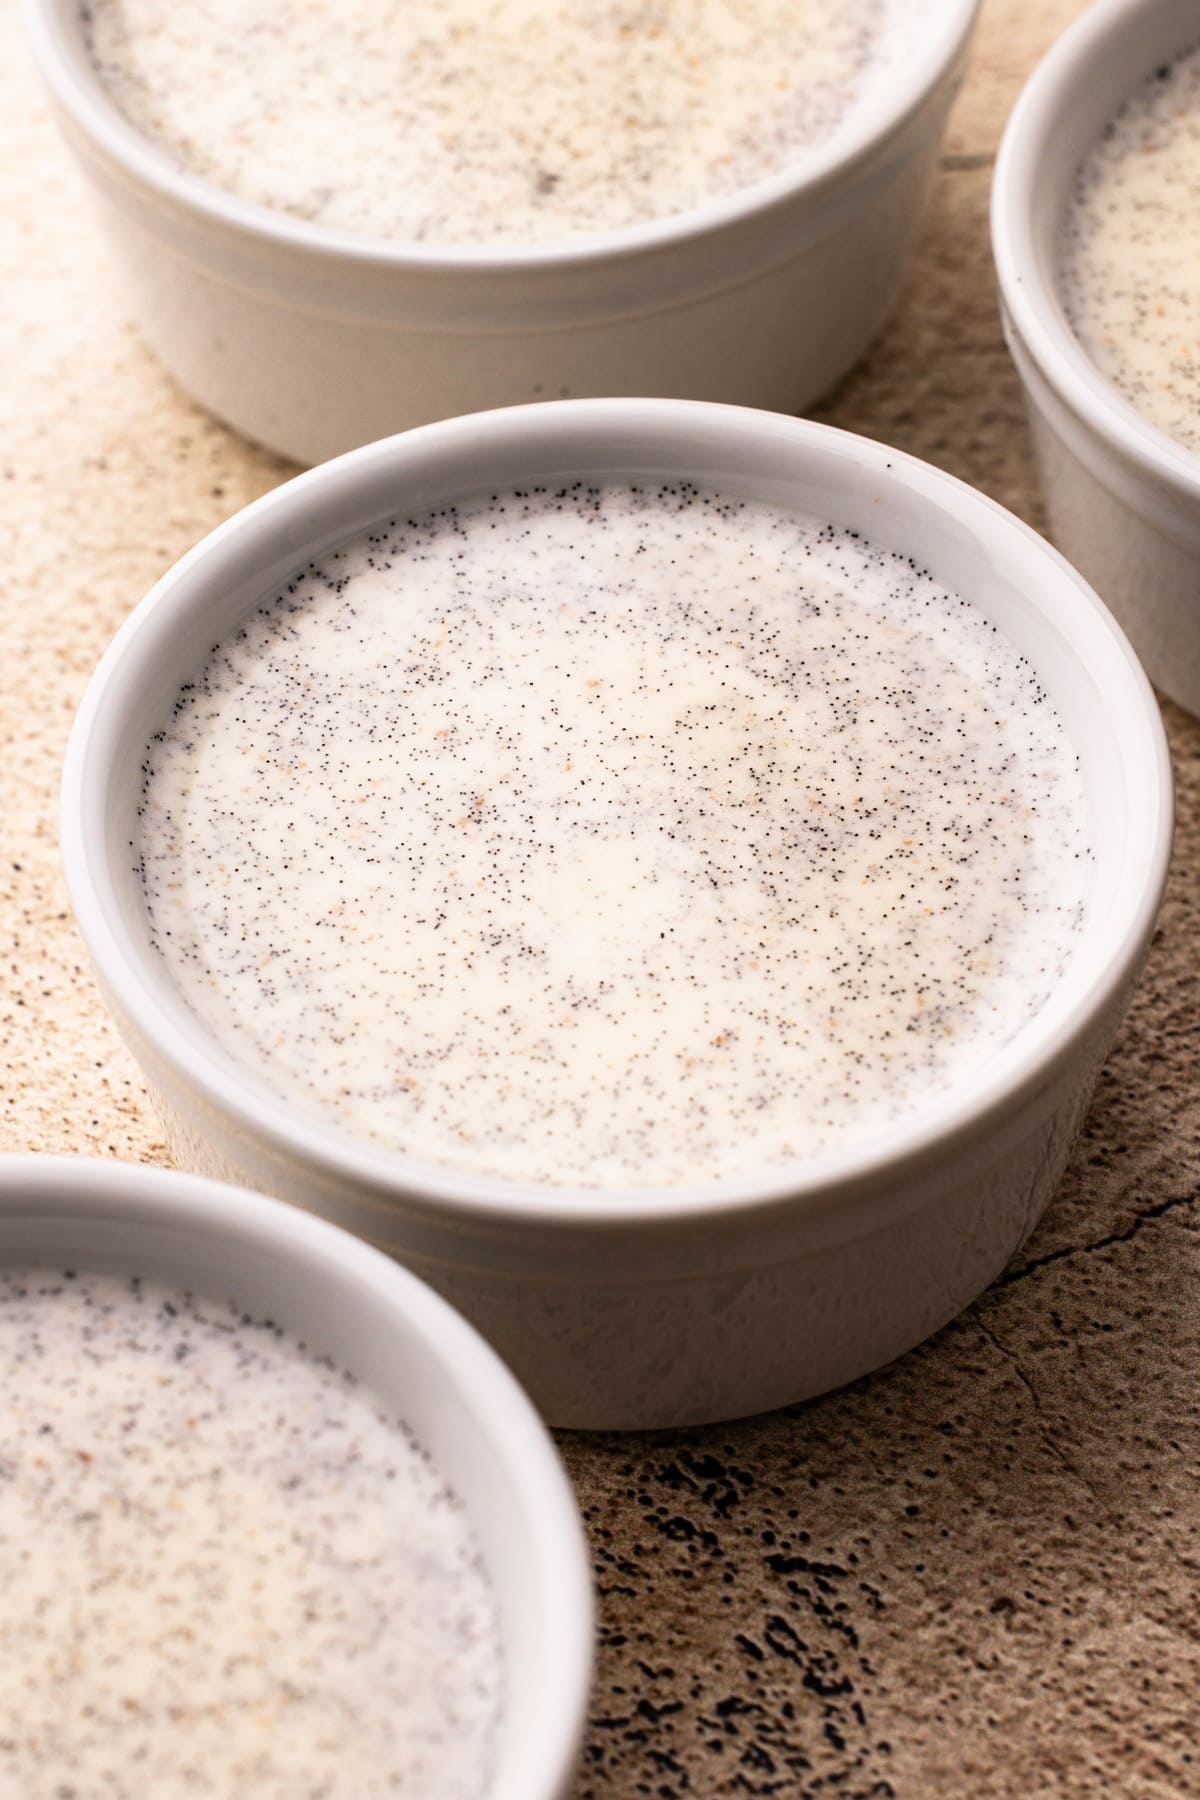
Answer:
[
  {"xmin": 998, "ymin": 1189, "xmax": 1200, "ymax": 1289},
  {"xmin": 971, "ymin": 1316, "xmax": 1105, "ymax": 1511}
]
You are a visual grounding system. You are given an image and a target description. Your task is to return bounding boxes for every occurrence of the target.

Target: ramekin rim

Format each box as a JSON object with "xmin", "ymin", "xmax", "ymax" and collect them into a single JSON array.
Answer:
[
  {"xmin": 25, "ymin": 0, "xmax": 980, "ymax": 272},
  {"xmin": 0, "ymin": 1150, "xmax": 594, "ymax": 1798},
  {"xmin": 60, "ymin": 399, "xmax": 1174, "ymax": 1236},
  {"xmin": 991, "ymin": 0, "xmax": 1200, "ymax": 500}
]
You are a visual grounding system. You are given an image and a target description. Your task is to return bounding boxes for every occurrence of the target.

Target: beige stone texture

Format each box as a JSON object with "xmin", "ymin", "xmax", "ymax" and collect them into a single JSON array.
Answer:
[{"xmin": 3, "ymin": 0, "xmax": 1199, "ymax": 1793}]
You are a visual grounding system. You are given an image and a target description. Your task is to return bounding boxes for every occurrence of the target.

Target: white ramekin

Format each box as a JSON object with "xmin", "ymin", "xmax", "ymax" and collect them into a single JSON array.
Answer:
[
  {"xmin": 992, "ymin": 0, "xmax": 1200, "ymax": 718},
  {"xmin": 0, "ymin": 1153, "xmax": 592, "ymax": 1799},
  {"xmin": 25, "ymin": 0, "xmax": 977, "ymax": 465},
  {"xmin": 61, "ymin": 398, "xmax": 1173, "ymax": 1429}
]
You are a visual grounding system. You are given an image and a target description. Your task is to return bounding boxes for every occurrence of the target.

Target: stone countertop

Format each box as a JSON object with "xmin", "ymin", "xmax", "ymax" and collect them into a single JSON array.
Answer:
[{"xmin": 3, "ymin": 1, "xmax": 1198, "ymax": 1794}]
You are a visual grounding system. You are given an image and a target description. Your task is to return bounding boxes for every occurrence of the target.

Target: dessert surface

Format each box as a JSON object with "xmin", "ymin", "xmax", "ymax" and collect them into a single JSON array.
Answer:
[
  {"xmin": 0, "ymin": 1266, "xmax": 501, "ymax": 1797},
  {"xmin": 85, "ymin": 0, "xmax": 901, "ymax": 244},
  {"xmin": 1060, "ymin": 40, "xmax": 1200, "ymax": 455},
  {"xmin": 138, "ymin": 485, "xmax": 1088, "ymax": 1187}
]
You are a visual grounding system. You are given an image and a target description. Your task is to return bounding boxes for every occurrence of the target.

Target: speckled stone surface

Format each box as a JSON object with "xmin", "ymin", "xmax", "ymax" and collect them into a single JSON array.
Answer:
[{"xmin": 3, "ymin": 2, "xmax": 1199, "ymax": 1794}]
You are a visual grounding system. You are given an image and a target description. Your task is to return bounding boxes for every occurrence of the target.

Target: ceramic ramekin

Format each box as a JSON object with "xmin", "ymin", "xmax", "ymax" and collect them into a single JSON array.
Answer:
[
  {"xmin": 26, "ymin": 0, "xmax": 977, "ymax": 465},
  {"xmin": 992, "ymin": 0, "xmax": 1200, "ymax": 717},
  {"xmin": 61, "ymin": 398, "xmax": 1173, "ymax": 1429},
  {"xmin": 0, "ymin": 1153, "xmax": 592, "ymax": 1798}
]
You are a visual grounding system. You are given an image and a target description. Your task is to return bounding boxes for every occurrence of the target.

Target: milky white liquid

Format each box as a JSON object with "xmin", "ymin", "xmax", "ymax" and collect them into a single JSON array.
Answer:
[
  {"xmin": 136, "ymin": 484, "xmax": 1092, "ymax": 1189},
  {"xmin": 1060, "ymin": 41, "xmax": 1200, "ymax": 454},
  {"xmin": 0, "ymin": 1268, "xmax": 501, "ymax": 1797},
  {"xmin": 84, "ymin": 0, "xmax": 909, "ymax": 244}
]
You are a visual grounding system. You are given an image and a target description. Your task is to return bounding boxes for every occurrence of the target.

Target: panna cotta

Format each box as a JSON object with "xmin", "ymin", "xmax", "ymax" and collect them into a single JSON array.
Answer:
[
  {"xmin": 1059, "ymin": 40, "xmax": 1200, "ymax": 455},
  {"xmin": 83, "ymin": 0, "xmax": 912, "ymax": 244},
  {"xmin": 135, "ymin": 481, "xmax": 1092, "ymax": 1189},
  {"xmin": 0, "ymin": 1264, "xmax": 502, "ymax": 1796}
]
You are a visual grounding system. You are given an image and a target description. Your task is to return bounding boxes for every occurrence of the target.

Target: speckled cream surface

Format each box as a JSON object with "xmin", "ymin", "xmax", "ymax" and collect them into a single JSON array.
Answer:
[
  {"xmin": 0, "ymin": 1267, "xmax": 500, "ymax": 1797},
  {"xmin": 136, "ymin": 486, "xmax": 1089, "ymax": 1188},
  {"xmin": 6, "ymin": 0, "xmax": 1200, "ymax": 1793},
  {"xmin": 1060, "ymin": 40, "xmax": 1200, "ymax": 455},
  {"xmin": 83, "ymin": 0, "xmax": 901, "ymax": 244}
]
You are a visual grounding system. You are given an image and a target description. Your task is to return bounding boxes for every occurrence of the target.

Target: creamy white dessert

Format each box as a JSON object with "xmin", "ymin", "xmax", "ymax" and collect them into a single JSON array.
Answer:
[
  {"xmin": 83, "ymin": 0, "xmax": 909, "ymax": 244},
  {"xmin": 0, "ymin": 1266, "xmax": 502, "ymax": 1797},
  {"xmin": 1059, "ymin": 41, "xmax": 1200, "ymax": 455},
  {"xmin": 135, "ymin": 482, "xmax": 1092, "ymax": 1190}
]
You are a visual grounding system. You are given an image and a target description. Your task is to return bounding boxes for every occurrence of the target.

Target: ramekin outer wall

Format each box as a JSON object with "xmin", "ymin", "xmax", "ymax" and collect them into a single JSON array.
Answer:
[
  {"xmin": 29, "ymin": 0, "xmax": 977, "ymax": 462},
  {"xmin": 131, "ymin": 1000, "xmax": 1119, "ymax": 1429},
  {"xmin": 60, "ymin": 402, "xmax": 1173, "ymax": 1429}
]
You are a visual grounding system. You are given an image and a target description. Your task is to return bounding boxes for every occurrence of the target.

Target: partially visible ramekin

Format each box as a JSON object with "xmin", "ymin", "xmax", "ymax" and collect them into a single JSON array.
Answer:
[
  {"xmin": 992, "ymin": 0, "xmax": 1200, "ymax": 717},
  {"xmin": 0, "ymin": 1153, "xmax": 592, "ymax": 1800},
  {"xmin": 25, "ymin": 0, "xmax": 977, "ymax": 464},
  {"xmin": 61, "ymin": 399, "xmax": 1173, "ymax": 1429}
]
